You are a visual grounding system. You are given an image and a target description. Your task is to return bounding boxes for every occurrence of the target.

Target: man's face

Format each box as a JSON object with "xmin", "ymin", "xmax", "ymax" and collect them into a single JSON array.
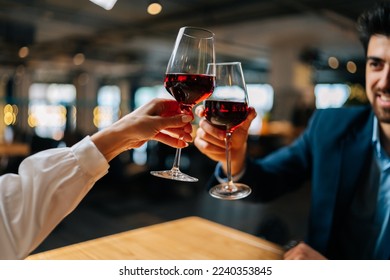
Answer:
[{"xmin": 366, "ymin": 35, "xmax": 390, "ymax": 123}]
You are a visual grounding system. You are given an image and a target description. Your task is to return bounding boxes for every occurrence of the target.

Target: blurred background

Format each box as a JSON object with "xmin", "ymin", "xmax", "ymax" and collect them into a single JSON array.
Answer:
[{"xmin": 0, "ymin": 0, "xmax": 373, "ymax": 254}]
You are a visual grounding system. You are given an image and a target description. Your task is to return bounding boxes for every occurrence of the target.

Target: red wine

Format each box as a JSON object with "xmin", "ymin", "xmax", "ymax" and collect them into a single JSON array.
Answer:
[
  {"xmin": 164, "ymin": 73, "xmax": 215, "ymax": 107},
  {"xmin": 204, "ymin": 100, "xmax": 249, "ymax": 132}
]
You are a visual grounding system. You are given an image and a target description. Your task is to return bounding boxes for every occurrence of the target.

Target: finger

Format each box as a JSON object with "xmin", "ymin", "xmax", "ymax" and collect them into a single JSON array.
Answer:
[
  {"xmin": 283, "ymin": 247, "xmax": 300, "ymax": 260},
  {"xmin": 194, "ymin": 136, "xmax": 225, "ymax": 160},
  {"xmin": 154, "ymin": 132, "xmax": 189, "ymax": 148},
  {"xmin": 161, "ymin": 128, "xmax": 193, "ymax": 142},
  {"xmin": 240, "ymin": 107, "xmax": 257, "ymax": 131},
  {"xmin": 282, "ymin": 242, "xmax": 311, "ymax": 260},
  {"xmin": 196, "ymin": 125, "xmax": 225, "ymax": 149},
  {"xmin": 154, "ymin": 114, "xmax": 194, "ymax": 132},
  {"xmin": 199, "ymin": 119, "xmax": 225, "ymax": 141},
  {"xmin": 283, "ymin": 248, "xmax": 293, "ymax": 260},
  {"xmin": 195, "ymin": 105, "xmax": 205, "ymax": 117},
  {"xmin": 230, "ymin": 108, "xmax": 257, "ymax": 140}
]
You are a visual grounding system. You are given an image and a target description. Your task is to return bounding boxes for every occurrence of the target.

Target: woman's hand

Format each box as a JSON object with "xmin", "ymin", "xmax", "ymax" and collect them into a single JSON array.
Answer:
[{"xmin": 91, "ymin": 98, "xmax": 194, "ymax": 162}]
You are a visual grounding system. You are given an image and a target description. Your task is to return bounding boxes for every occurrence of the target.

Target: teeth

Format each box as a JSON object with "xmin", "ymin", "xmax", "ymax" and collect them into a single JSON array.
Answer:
[{"xmin": 380, "ymin": 95, "xmax": 390, "ymax": 102}]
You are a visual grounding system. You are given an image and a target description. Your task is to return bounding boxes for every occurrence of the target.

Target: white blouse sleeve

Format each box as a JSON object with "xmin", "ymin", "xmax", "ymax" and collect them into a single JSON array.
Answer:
[{"xmin": 0, "ymin": 136, "xmax": 109, "ymax": 259}]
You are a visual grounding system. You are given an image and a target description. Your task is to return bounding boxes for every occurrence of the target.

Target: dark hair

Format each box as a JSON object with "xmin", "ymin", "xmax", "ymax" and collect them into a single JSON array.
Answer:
[{"xmin": 357, "ymin": 1, "xmax": 390, "ymax": 53}]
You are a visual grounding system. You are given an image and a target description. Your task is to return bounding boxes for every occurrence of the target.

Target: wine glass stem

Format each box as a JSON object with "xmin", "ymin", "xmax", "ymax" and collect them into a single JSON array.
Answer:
[
  {"xmin": 170, "ymin": 105, "xmax": 191, "ymax": 175},
  {"xmin": 171, "ymin": 145, "xmax": 182, "ymax": 175},
  {"xmin": 225, "ymin": 131, "xmax": 236, "ymax": 191}
]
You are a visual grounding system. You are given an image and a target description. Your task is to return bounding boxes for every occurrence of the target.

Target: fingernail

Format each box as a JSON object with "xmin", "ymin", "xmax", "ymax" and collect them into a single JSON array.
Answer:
[{"xmin": 181, "ymin": 115, "xmax": 192, "ymax": 122}]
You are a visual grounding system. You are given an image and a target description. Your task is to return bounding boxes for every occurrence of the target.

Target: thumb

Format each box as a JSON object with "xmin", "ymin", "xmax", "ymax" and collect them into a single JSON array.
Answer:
[
  {"xmin": 241, "ymin": 107, "xmax": 257, "ymax": 131},
  {"xmin": 195, "ymin": 105, "xmax": 205, "ymax": 117}
]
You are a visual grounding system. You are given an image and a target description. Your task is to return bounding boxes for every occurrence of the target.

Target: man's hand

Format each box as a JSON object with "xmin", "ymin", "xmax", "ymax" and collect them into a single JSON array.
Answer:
[
  {"xmin": 283, "ymin": 242, "xmax": 327, "ymax": 260},
  {"xmin": 194, "ymin": 105, "xmax": 257, "ymax": 175}
]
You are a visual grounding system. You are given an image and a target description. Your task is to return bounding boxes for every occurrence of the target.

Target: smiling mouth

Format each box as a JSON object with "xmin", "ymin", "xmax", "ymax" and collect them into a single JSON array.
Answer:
[
  {"xmin": 376, "ymin": 93, "xmax": 390, "ymax": 110},
  {"xmin": 379, "ymin": 94, "xmax": 390, "ymax": 102}
]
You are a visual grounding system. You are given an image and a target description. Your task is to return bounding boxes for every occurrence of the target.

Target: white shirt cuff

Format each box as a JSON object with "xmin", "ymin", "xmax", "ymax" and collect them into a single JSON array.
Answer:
[{"xmin": 71, "ymin": 136, "xmax": 109, "ymax": 178}]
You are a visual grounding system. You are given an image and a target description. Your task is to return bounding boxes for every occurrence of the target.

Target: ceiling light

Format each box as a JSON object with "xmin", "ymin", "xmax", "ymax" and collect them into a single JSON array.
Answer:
[
  {"xmin": 328, "ymin": 56, "xmax": 339, "ymax": 69},
  {"xmin": 346, "ymin": 61, "xmax": 357, "ymax": 74},
  {"xmin": 90, "ymin": 0, "xmax": 117, "ymax": 10},
  {"xmin": 147, "ymin": 1, "xmax": 162, "ymax": 15},
  {"xmin": 73, "ymin": 53, "xmax": 85, "ymax": 66},
  {"xmin": 18, "ymin": 46, "xmax": 29, "ymax": 58}
]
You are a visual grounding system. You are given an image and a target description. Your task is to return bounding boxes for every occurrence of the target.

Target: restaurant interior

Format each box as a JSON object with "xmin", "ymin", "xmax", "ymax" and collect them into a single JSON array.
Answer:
[{"xmin": 0, "ymin": 0, "xmax": 373, "ymax": 255}]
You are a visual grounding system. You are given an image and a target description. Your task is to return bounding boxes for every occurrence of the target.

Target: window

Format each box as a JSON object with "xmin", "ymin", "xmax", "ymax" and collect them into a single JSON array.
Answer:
[
  {"xmin": 132, "ymin": 85, "xmax": 171, "ymax": 165},
  {"xmin": 314, "ymin": 84, "xmax": 350, "ymax": 109},
  {"xmin": 134, "ymin": 85, "xmax": 172, "ymax": 108},
  {"xmin": 94, "ymin": 85, "xmax": 121, "ymax": 130},
  {"xmin": 28, "ymin": 83, "xmax": 76, "ymax": 140},
  {"xmin": 246, "ymin": 84, "xmax": 274, "ymax": 135}
]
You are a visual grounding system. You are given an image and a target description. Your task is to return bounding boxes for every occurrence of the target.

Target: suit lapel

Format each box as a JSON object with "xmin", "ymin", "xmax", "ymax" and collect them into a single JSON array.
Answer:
[
  {"xmin": 311, "ymin": 109, "xmax": 374, "ymax": 255},
  {"xmin": 336, "ymin": 112, "xmax": 374, "ymax": 210}
]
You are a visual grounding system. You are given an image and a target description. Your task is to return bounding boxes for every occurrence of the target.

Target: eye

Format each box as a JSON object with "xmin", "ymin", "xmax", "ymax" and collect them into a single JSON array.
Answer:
[{"xmin": 367, "ymin": 58, "xmax": 384, "ymax": 70}]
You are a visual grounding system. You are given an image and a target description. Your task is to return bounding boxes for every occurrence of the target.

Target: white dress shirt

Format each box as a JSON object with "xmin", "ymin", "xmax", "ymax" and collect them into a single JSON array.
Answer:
[{"xmin": 0, "ymin": 136, "xmax": 109, "ymax": 259}]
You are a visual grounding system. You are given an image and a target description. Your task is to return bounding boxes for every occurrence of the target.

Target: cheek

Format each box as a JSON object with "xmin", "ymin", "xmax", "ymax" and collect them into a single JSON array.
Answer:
[
  {"xmin": 365, "ymin": 72, "xmax": 376, "ymax": 100},
  {"xmin": 365, "ymin": 86, "xmax": 374, "ymax": 104},
  {"xmin": 366, "ymin": 90, "xmax": 374, "ymax": 105}
]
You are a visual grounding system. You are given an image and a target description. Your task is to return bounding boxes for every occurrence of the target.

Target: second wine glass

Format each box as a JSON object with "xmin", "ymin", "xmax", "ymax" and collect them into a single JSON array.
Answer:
[
  {"xmin": 150, "ymin": 26, "xmax": 216, "ymax": 182},
  {"xmin": 204, "ymin": 62, "xmax": 252, "ymax": 199}
]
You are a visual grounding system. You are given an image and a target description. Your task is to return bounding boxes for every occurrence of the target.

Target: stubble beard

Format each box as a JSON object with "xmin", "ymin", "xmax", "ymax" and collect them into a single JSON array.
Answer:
[{"xmin": 374, "ymin": 106, "xmax": 390, "ymax": 124}]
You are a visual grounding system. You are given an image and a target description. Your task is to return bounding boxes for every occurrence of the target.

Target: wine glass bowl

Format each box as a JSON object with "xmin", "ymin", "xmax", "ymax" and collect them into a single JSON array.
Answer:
[
  {"xmin": 204, "ymin": 62, "xmax": 252, "ymax": 199},
  {"xmin": 150, "ymin": 26, "xmax": 215, "ymax": 182},
  {"xmin": 164, "ymin": 73, "xmax": 215, "ymax": 111}
]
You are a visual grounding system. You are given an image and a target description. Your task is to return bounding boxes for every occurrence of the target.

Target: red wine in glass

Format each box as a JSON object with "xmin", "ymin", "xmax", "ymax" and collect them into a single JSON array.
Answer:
[
  {"xmin": 204, "ymin": 100, "xmax": 249, "ymax": 132},
  {"xmin": 150, "ymin": 26, "xmax": 216, "ymax": 182},
  {"xmin": 165, "ymin": 73, "xmax": 215, "ymax": 110},
  {"xmin": 205, "ymin": 62, "xmax": 251, "ymax": 200}
]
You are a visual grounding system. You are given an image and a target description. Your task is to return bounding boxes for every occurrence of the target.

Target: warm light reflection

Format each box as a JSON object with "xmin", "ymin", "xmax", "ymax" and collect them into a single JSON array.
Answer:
[
  {"xmin": 346, "ymin": 61, "xmax": 357, "ymax": 73},
  {"xmin": 18, "ymin": 46, "xmax": 29, "ymax": 58},
  {"xmin": 28, "ymin": 105, "xmax": 66, "ymax": 129},
  {"xmin": 28, "ymin": 114, "xmax": 37, "ymax": 128},
  {"xmin": 73, "ymin": 53, "xmax": 85, "ymax": 65},
  {"xmin": 147, "ymin": 2, "xmax": 162, "ymax": 15},
  {"xmin": 328, "ymin": 57, "xmax": 339, "ymax": 69},
  {"xmin": 93, "ymin": 106, "xmax": 114, "ymax": 128},
  {"xmin": 3, "ymin": 104, "xmax": 17, "ymax": 125}
]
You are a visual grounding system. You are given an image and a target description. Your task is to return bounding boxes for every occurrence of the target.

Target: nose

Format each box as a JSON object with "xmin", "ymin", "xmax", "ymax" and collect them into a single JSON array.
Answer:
[{"xmin": 377, "ymin": 64, "xmax": 390, "ymax": 93}]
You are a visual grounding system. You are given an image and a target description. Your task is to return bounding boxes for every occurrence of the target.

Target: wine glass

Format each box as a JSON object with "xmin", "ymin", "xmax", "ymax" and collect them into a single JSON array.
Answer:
[
  {"xmin": 150, "ymin": 26, "xmax": 216, "ymax": 182},
  {"xmin": 204, "ymin": 62, "xmax": 251, "ymax": 199}
]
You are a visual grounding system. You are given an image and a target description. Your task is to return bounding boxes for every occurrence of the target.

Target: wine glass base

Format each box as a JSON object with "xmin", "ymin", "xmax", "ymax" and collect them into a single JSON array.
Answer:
[
  {"xmin": 209, "ymin": 183, "xmax": 251, "ymax": 200},
  {"xmin": 150, "ymin": 170, "xmax": 199, "ymax": 182}
]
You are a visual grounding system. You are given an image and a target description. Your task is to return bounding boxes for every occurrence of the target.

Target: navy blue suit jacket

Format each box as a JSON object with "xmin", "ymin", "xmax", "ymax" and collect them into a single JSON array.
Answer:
[{"xmin": 211, "ymin": 105, "xmax": 376, "ymax": 259}]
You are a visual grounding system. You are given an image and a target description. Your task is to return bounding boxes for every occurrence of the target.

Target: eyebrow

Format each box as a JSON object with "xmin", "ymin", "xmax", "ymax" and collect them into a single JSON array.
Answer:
[{"xmin": 366, "ymin": 56, "xmax": 383, "ymax": 61}]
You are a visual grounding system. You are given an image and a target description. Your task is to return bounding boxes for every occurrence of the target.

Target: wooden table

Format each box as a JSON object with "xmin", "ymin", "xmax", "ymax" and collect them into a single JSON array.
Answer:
[{"xmin": 27, "ymin": 216, "xmax": 284, "ymax": 260}]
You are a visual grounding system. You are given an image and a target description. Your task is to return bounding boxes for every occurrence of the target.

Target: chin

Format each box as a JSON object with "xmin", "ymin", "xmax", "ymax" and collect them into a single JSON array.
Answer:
[
  {"xmin": 373, "ymin": 108, "xmax": 390, "ymax": 123},
  {"xmin": 376, "ymin": 115, "xmax": 390, "ymax": 124}
]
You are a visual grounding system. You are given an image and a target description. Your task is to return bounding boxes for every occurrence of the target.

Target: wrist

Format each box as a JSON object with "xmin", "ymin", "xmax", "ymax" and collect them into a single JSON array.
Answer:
[
  {"xmin": 215, "ymin": 162, "xmax": 246, "ymax": 184},
  {"xmin": 91, "ymin": 126, "xmax": 126, "ymax": 162}
]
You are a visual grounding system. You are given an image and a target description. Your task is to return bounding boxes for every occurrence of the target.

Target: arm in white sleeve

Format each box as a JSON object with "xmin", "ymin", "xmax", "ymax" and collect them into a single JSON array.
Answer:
[{"xmin": 0, "ymin": 136, "xmax": 109, "ymax": 259}]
